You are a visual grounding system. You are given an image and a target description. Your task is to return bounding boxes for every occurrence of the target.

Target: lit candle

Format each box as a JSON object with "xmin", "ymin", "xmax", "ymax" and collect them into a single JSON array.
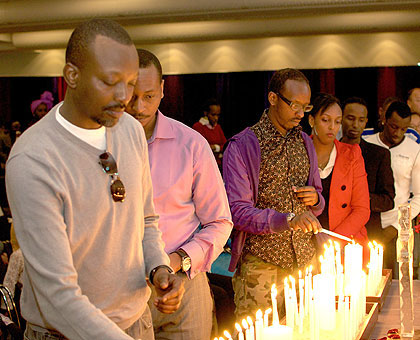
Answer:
[
  {"xmin": 235, "ymin": 323, "xmax": 244, "ymax": 340},
  {"xmin": 344, "ymin": 241, "xmax": 363, "ymax": 295},
  {"xmin": 344, "ymin": 296, "xmax": 350, "ymax": 340},
  {"xmin": 242, "ymin": 319, "xmax": 250, "ymax": 340},
  {"xmin": 305, "ymin": 267, "xmax": 310, "ymax": 316},
  {"xmin": 223, "ymin": 330, "xmax": 233, "ymax": 340},
  {"xmin": 255, "ymin": 310, "xmax": 263, "ymax": 340},
  {"xmin": 335, "ymin": 241, "xmax": 341, "ymax": 269},
  {"xmin": 271, "ymin": 284, "xmax": 280, "ymax": 326},
  {"xmin": 313, "ymin": 273, "xmax": 335, "ymax": 331},
  {"xmin": 289, "ymin": 276, "xmax": 298, "ymax": 327},
  {"xmin": 247, "ymin": 316, "xmax": 255, "ymax": 340},
  {"xmin": 264, "ymin": 308, "xmax": 272, "ymax": 328},
  {"xmin": 262, "ymin": 325, "xmax": 293, "ymax": 340},
  {"xmin": 298, "ymin": 270, "xmax": 304, "ymax": 333},
  {"xmin": 284, "ymin": 277, "xmax": 291, "ymax": 327}
]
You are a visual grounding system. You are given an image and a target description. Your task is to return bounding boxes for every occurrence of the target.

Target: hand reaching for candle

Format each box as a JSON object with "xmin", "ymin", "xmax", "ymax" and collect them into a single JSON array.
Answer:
[
  {"xmin": 293, "ymin": 185, "xmax": 319, "ymax": 207},
  {"xmin": 288, "ymin": 210, "xmax": 322, "ymax": 234},
  {"xmin": 153, "ymin": 268, "xmax": 185, "ymax": 314}
]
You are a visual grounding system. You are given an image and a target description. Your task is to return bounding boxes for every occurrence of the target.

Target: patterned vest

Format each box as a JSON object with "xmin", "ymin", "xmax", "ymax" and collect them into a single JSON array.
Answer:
[{"xmin": 244, "ymin": 112, "xmax": 316, "ymax": 268}]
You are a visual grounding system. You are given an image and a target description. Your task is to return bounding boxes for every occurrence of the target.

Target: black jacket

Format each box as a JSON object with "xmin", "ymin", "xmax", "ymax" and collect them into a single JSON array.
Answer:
[{"xmin": 359, "ymin": 139, "xmax": 395, "ymax": 239}]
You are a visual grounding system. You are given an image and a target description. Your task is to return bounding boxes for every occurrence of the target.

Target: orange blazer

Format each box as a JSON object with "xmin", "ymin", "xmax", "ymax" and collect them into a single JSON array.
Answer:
[{"xmin": 328, "ymin": 140, "xmax": 370, "ymax": 259}]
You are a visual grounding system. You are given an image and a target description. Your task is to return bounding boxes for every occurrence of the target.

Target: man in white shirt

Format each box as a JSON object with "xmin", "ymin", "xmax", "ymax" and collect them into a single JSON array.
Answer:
[{"xmin": 364, "ymin": 101, "xmax": 420, "ymax": 273}]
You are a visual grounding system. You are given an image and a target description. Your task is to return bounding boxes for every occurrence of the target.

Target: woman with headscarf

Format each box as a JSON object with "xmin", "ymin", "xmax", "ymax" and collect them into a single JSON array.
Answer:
[{"xmin": 28, "ymin": 91, "xmax": 54, "ymax": 126}]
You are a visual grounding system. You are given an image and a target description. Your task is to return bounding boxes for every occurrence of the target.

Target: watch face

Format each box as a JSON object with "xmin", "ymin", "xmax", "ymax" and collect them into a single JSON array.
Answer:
[
  {"xmin": 182, "ymin": 257, "xmax": 191, "ymax": 272},
  {"xmin": 287, "ymin": 213, "xmax": 295, "ymax": 222}
]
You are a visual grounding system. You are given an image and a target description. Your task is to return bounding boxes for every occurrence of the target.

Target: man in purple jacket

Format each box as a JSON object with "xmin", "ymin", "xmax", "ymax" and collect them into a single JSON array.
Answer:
[{"xmin": 223, "ymin": 68, "xmax": 325, "ymax": 318}]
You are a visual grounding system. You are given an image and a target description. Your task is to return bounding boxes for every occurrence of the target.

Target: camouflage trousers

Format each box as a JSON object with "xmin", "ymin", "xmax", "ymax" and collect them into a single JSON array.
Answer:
[{"xmin": 232, "ymin": 252, "xmax": 318, "ymax": 320}]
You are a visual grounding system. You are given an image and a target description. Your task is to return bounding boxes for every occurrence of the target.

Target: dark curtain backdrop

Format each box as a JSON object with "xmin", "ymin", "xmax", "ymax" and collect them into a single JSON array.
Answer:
[{"xmin": 0, "ymin": 66, "xmax": 419, "ymax": 137}]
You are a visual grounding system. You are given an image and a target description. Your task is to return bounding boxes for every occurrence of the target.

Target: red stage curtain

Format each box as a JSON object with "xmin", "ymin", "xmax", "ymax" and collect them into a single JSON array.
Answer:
[
  {"xmin": 319, "ymin": 69, "xmax": 335, "ymax": 95},
  {"xmin": 377, "ymin": 67, "xmax": 396, "ymax": 108}
]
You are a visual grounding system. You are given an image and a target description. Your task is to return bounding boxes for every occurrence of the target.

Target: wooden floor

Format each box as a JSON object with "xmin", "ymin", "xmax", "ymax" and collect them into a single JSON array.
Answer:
[{"xmin": 370, "ymin": 280, "xmax": 420, "ymax": 339}]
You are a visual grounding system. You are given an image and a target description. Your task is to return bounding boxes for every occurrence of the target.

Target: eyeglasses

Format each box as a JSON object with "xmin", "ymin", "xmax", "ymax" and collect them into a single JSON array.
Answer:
[
  {"xmin": 99, "ymin": 152, "xmax": 126, "ymax": 202},
  {"xmin": 276, "ymin": 92, "xmax": 313, "ymax": 113}
]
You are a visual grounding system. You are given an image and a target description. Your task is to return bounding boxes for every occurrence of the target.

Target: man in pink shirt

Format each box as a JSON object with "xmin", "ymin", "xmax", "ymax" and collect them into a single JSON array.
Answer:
[{"xmin": 127, "ymin": 49, "xmax": 233, "ymax": 339}]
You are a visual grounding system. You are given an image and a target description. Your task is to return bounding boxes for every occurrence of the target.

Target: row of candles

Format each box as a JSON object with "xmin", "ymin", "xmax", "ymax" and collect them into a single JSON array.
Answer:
[{"xmin": 216, "ymin": 240, "xmax": 384, "ymax": 340}]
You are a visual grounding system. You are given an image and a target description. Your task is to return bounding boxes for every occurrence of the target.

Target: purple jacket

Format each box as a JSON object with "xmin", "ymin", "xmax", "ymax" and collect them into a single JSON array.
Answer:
[{"xmin": 223, "ymin": 127, "xmax": 325, "ymax": 272}]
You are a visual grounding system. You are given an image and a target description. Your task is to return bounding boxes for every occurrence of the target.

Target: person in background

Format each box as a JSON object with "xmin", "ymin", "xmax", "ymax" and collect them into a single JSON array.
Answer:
[
  {"xmin": 308, "ymin": 93, "xmax": 370, "ymax": 262},
  {"xmin": 364, "ymin": 101, "xmax": 420, "ymax": 276},
  {"xmin": 410, "ymin": 112, "xmax": 420, "ymax": 135},
  {"xmin": 192, "ymin": 99, "xmax": 227, "ymax": 168},
  {"xmin": 407, "ymin": 87, "xmax": 420, "ymax": 114},
  {"xmin": 28, "ymin": 91, "xmax": 54, "ymax": 127},
  {"xmin": 127, "ymin": 49, "xmax": 232, "ymax": 339},
  {"xmin": 6, "ymin": 19, "xmax": 184, "ymax": 340},
  {"xmin": 223, "ymin": 68, "xmax": 324, "ymax": 319},
  {"xmin": 341, "ymin": 97, "xmax": 395, "ymax": 267},
  {"xmin": 363, "ymin": 95, "xmax": 420, "ymax": 144},
  {"xmin": 9, "ymin": 122, "xmax": 22, "ymax": 145},
  {"xmin": 0, "ymin": 122, "xmax": 11, "ymax": 169}
]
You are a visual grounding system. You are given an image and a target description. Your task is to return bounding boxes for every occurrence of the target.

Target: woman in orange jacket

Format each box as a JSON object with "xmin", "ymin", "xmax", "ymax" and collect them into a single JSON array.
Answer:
[{"xmin": 308, "ymin": 93, "xmax": 370, "ymax": 263}]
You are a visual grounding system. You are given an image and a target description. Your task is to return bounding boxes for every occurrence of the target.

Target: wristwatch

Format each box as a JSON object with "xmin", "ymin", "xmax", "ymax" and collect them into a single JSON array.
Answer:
[
  {"xmin": 286, "ymin": 212, "xmax": 296, "ymax": 224},
  {"xmin": 175, "ymin": 248, "xmax": 191, "ymax": 273}
]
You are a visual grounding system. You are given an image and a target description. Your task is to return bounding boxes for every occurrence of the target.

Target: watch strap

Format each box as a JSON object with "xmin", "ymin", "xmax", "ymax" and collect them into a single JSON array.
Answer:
[{"xmin": 149, "ymin": 265, "xmax": 173, "ymax": 285}]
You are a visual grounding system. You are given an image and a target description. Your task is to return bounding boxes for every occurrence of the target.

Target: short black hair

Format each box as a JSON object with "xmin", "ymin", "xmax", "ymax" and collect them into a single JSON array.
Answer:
[
  {"xmin": 407, "ymin": 87, "xmax": 420, "ymax": 101},
  {"xmin": 385, "ymin": 101, "xmax": 411, "ymax": 120},
  {"xmin": 203, "ymin": 98, "xmax": 220, "ymax": 113},
  {"xmin": 268, "ymin": 68, "xmax": 309, "ymax": 95},
  {"xmin": 66, "ymin": 18, "xmax": 133, "ymax": 68},
  {"xmin": 137, "ymin": 49, "xmax": 163, "ymax": 82},
  {"xmin": 343, "ymin": 97, "xmax": 368, "ymax": 111},
  {"xmin": 381, "ymin": 96, "xmax": 399, "ymax": 110},
  {"xmin": 309, "ymin": 93, "xmax": 341, "ymax": 118}
]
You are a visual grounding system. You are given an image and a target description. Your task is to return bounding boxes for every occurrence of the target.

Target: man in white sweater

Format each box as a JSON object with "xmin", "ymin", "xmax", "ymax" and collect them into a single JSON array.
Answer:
[
  {"xmin": 6, "ymin": 19, "xmax": 184, "ymax": 340},
  {"xmin": 364, "ymin": 101, "xmax": 420, "ymax": 272}
]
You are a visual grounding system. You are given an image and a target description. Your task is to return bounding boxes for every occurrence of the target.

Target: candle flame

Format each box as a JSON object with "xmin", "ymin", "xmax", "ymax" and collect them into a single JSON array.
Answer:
[
  {"xmin": 309, "ymin": 265, "xmax": 313, "ymax": 273},
  {"xmin": 219, "ymin": 337, "xmax": 225, "ymax": 340},
  {"xmin": 373, "ymin": 240, "xmax": 378, "ymax": 247},
  {"xmin": 299, "ymin": 270, "xmax": 302, "ymax": 279},
  {"xmin": 247, "ymin": 316, "xmax": 253, "ymax": 326},
  {"xmin": 256, "ymin": 309, "xmax": 263, "ymax": 319},
  {"xmin": 235, "ymin": 323, "xmax": 242, "ymax": 332},
  {"xmin": 284, "ymin": 277, "xmax": 288, "ymax": 286},
  {"xmin": 223, "ymin": 330, "xmax": 232, "ymax": 338},
  {"xmin": 242, "ymin": 319, "xmax": 249, "ymax": 329},
  {"xmin": 305, "ymin": 267, "xmax": 309, "ymax": 275},
  {"xmin": 265, "ymin": 308, "xmax": 272, "ymax": 315},
  {"xmin": 271, "ymin": 284, "xmax": 277, "ymax": 297},
  {"xmin": 368, "ymin": 242, "xmax": 373, "ymax": 249}
]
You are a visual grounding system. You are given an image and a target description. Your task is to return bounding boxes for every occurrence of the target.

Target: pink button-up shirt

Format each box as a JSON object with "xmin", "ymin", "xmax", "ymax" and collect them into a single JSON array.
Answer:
[{"xmin": 147, "ymin": 111, "xmax": 233, "ymax": 278}]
